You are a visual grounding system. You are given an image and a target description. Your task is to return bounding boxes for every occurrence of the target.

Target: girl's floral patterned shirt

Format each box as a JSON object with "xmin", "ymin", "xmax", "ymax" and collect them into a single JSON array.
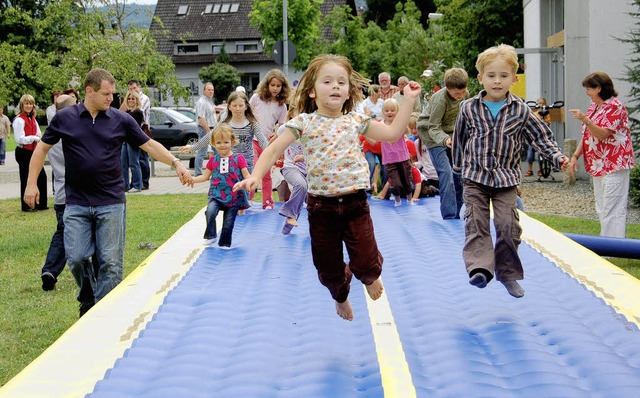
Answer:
[{"xmin": 285, "ymin": 112, "xmax": 371, "ymax": 196}]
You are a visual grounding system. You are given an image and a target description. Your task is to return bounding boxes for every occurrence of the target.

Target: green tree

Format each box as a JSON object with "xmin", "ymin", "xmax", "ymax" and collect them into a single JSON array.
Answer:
[
  {"xmin": 321, "ymin": 1, "xmax": 454, "ymax": 85},
  {"xmin": 430, "ymin": 0, "xmax": 523, "ymax": 73},
  {"xmin": 0, "ymin": 0, "xmax": 82, "ymax": 105},
  {"xmin": 249, "ymin": 0, "xmax": 322, "ymax": 70},
  {"xmin": 0, "ymin": 0, "xmax": 73, "ymax": 51},
  {"xmin": 0, "ymin": 43, "xmax": 60, "ymax": 107},
  {"xmin": 364, "ymin": 0, "xmax": 436, "ymax": 28},
  {"xmin": 217, "ymin": 43, "xmax": 231, "ymax": 64},
  {"xmin": 320, "ymin": 5, "xmax": 369, "ymax": 74},
  {"xmin": 198, "ymin": 63, "xmax": 241, "ymax": 104},
  {"xmin": 59, "ymin": 0, "xmax": 188, "ymax": 103},
  {"xmin": 381, "ymin": 1, "xmax": 434, "ymax": 80},
  {"xmin": 0, "ymin": 0, "xmax": 188, "ymax": 107}
]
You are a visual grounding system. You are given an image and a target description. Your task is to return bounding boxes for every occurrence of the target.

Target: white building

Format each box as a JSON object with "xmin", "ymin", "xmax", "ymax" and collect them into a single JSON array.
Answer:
[{"xmin": 522, "ymin": 0, "xmax": 635, "ymax": 172}]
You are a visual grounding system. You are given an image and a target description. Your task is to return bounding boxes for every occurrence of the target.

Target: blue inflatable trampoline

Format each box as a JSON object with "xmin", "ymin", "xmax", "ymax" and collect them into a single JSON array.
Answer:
[{"xmin": 2, "ymin": 197, "xmax": 640, "ymax": 397}]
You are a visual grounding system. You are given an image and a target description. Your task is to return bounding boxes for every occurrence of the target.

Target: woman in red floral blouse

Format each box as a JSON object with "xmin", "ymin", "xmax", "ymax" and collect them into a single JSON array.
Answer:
[{"xmin": 569, "ymin": 71, "xmax": 634, "ymax": 238}]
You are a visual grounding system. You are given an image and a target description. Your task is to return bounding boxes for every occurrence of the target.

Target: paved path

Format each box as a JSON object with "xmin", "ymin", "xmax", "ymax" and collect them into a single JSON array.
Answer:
[{"xmin": 0, "ymin": 151, "xmax": 208, "ymax": 200}]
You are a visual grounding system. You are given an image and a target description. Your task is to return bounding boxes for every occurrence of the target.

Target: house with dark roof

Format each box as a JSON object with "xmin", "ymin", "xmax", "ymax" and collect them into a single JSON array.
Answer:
[{"xmin": 150, "ymin": 0, "xmax": 357, "ymax": 105}]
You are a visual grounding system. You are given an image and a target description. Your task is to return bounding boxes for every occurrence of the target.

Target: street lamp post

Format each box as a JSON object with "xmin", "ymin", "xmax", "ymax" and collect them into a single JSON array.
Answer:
[{"xmin": 283, "ymin": 0, "xmax": 289, "ymax": 79}]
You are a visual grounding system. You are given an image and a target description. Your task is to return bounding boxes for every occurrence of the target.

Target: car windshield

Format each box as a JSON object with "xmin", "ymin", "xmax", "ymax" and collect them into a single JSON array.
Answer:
[
  {"xmin": 175, "ymin": 109, "xmax": 196, "ymax": 120},
  {"xmin": 162, "ymin": 108, "xmax": 195, "ymax": 123}
]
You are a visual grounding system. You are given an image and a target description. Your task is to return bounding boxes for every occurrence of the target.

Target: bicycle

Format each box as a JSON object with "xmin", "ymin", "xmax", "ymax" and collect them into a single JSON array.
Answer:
[{"xmin": 525, "ymin": 100, "xmax": 564, "ymax": 180}]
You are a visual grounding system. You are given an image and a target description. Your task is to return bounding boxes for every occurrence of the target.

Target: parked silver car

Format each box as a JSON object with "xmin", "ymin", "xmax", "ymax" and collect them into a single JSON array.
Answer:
[
  {"xmin": 171, "ymin": 107, "xmax": 197, "ymax": 122},
  {"xmin": 149, "ymin": 107, "xmax": 199, "ymax": 149}
]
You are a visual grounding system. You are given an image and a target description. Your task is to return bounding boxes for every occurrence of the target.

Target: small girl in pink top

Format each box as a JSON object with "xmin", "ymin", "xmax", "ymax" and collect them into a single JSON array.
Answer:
[
  {"xmin": 380, "ymin": 98, "xmax": 413, "ymax": 206},
  {"xmin": 235, "ymin": 54, "xmax": 422, "ymax": 321},
  {"xmin": 249, "ymin": 69, "xmax": 291, "ymax": 209}
]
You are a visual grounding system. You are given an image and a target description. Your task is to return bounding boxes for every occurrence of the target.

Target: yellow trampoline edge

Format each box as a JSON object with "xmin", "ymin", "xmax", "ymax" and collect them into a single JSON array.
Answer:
[
  {"xmin": 520, "ymin": 211, "xmax": 640, "ymax": 329},
  {"xmin": 2, "ymin": 208, "xmax": 640, "ymax": 397}
]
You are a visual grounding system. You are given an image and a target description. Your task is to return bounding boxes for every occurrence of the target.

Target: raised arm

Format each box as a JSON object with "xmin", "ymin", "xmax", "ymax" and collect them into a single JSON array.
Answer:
[{"xmin": 365, "ymin": 82, "xmax": 421, "ymax": 142}]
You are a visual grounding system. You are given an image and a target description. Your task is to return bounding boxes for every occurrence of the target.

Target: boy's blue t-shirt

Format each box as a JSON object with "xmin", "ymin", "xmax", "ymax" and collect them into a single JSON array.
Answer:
[{"xmin": 484, "ymin": 99, "xmax": 506, "ymax": 118}]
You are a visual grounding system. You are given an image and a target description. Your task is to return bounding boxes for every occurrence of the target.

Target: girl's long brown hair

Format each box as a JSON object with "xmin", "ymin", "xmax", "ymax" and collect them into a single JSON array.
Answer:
[
  {"xmin": 255, "ymin": 69, "xmax": 291, "ymax": 105},
  {"xmin": 291, "ymin": 54, "xmax": 369, "ymax": 115}
]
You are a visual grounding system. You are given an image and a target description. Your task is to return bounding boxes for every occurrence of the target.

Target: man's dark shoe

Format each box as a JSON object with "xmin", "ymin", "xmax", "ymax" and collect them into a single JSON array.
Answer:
[
  {"xmin": 79, "ymin": 302, "xmax": 94, "ymax": 318},
  {"xmin": 41, "ymin": 272, "xmax": 57, "ymax": 291}
]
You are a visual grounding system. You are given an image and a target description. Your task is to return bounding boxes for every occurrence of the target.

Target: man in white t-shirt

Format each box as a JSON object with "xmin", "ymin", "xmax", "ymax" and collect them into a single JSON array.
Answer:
[{"xmin": 194, "ymin": 82, "xmax": 217, "ymax": 176}]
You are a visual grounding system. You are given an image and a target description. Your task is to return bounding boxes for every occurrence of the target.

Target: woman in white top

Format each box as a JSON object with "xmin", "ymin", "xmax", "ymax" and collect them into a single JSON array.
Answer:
[
  {"xmin": 363, "ymin": 84, "xmax": 384, "ymax": 121},
  {"xmin": 14, "ymin": 94, "xmax": 48, "ymax": 211}
]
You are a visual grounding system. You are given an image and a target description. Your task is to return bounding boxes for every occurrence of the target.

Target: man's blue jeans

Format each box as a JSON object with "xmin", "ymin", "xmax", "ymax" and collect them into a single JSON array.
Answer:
[
  {"xmin": 0, "ymin": 138, "xmax": 6, "ymax": 163},
  {"xmin": 64, "ymin": 204, "xmax": 126, "ymax": 305},
  {"xmin": 139, "ymin": 151, "xmax": 150, "ymax": 188},
  {"xmin": 43, "ymin": 204, "xmax": 100, "ymax": 302},
  {"xmin": 195, "ymin": 126, "xmax": 208, "ymax": 176},
  {"xmin": 204, "ymin": 200, "xmax": 239, "ymax": 247},
  {"xmin": 121, "ymin": 143, "xmax": 142, "ymax": 190},
  {"xmin": 428, "ymin": 146, "xmax": 463, "ymax": 219}
]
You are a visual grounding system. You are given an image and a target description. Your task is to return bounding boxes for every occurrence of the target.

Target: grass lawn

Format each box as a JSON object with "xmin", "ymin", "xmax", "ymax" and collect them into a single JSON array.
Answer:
[
  {"xmin": 527, "ymin": 212, "xmax": 640, "ymax": 279},
  {"xmin": 0, "ymin": 192, "xmax": 639, "ymax": 386},
  {"xmin": 4, "ymin": 135, "xmax": 16, "ymax": 152},
  {"xmin": 0, "ymin": 194, "xmax": 205, "ymax": 386}
]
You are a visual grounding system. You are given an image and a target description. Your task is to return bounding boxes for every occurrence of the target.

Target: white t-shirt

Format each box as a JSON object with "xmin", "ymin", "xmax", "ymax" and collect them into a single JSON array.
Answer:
[
  {"xmin": 363, "ymin": 97, "xmax": 384, "ymax": 121},
  {"xmin": 415, "ymin": 139, "xmax": 438, "ymax": 180}
]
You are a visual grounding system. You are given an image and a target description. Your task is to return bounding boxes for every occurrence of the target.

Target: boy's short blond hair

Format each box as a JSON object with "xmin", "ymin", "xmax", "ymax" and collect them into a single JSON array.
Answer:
[
  {"xmin": 475, "ymin": 44, "xmax": 519, "ymax": 75},
  {"xmin": 382, "ymin": 98, "xmax": 399, "ymax": 112},
  {"xmin": 443, "ymin": 68, "xmax": 469, "ymax": 89}
]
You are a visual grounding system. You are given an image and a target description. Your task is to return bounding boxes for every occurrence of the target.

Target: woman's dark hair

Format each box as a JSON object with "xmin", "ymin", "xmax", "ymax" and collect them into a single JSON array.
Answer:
[
  {"xmin": 50, "ymin": 90, "xmax": 62, "ymax": 103},
  {"xmin": 63, "ymin": 88, "xmax": 79, "ymax": 98},
  {"xmin": 582, "ymin": 71, "xmax": 618, "ymax": 100}
]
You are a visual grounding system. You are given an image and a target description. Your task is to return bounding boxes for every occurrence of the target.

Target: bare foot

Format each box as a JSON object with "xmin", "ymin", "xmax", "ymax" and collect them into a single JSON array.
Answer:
[
  {"xmin": 286, "ymin": 217, "xmax": 297, "ymax": 226},
  {"xmin": 335, "ymin": 299, "xmax": 354, "ymax": 321},
  {"xmin": 365, "ymin": 278, "xmax": 384, "ymax": 300}
]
